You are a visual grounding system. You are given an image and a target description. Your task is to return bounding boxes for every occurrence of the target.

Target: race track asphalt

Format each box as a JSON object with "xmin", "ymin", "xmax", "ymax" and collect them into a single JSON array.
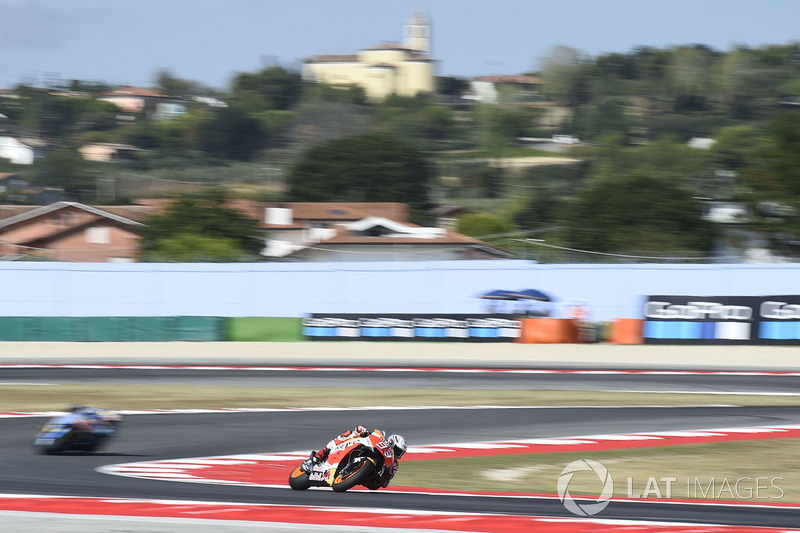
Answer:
[
  {"xmin": 2, "ymin": 376, "xmax": 800, "ymax": 529},
  {"xmin": 3, "ymin": 366, "xmax": 800, "ymax": 393}
]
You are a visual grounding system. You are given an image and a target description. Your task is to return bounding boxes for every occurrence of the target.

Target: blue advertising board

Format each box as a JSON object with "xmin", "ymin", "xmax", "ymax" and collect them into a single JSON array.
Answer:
[{"xmin": 303, "ymin": 314, "xmax": 521, "ymax": 342}]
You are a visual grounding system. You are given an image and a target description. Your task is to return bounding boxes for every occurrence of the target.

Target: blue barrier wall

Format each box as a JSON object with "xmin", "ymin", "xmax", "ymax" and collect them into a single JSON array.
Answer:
[{"xmin": 1, "ymin": 261, "xmax": 799, "ymax": 321}]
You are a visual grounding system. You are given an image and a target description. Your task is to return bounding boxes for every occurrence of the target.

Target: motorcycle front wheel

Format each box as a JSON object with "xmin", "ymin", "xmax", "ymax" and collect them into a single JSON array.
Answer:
[
  {"xmin": 331, "ymin": 458, "xmax": 375, "ymax": 492},
  {"xmin": 289, "ymin": 464, "xmax": 311, "ymax": 490}
]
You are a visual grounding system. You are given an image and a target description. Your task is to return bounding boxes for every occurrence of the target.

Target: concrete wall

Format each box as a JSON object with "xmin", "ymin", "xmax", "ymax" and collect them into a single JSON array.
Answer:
[{"xmin": 1, "ymin": 261, "xmax": 798, "ymax": 320}]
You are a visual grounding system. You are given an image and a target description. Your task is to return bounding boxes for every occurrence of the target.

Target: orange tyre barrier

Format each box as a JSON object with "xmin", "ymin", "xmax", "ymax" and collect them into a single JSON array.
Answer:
[
  {"xmin": 517, "ymin": 318, "xmax": 575, "ymax": 344},
  {"xmin": 609, "ymin": 318, "xmax": 644, "ymax": 345}
]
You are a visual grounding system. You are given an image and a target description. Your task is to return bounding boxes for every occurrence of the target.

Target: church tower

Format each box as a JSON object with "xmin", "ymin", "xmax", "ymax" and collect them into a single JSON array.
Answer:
[{"xmin": 404, "ymin": 10, "xmax": 432, "ymax": 55}]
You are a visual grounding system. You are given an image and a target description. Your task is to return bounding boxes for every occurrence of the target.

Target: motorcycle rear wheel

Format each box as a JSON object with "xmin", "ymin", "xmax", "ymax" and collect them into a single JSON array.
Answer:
[
  {"xmin": 331, "ymin": 458, "xmax": 375, "ymax": 492},
  {"xmin": 289, "ymin": 464, "xmax": 311, "ymax": 490}
]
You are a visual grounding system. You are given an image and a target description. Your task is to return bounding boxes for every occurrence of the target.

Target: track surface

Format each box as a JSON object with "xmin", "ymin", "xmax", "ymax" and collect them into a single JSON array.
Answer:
[
  {"xmin": 2, "ymin": 367, "xmax": 800, "ymax": 528},
  {"xmin": 2, "ymin": 366, "xmax": 800, "ymax": 393}
]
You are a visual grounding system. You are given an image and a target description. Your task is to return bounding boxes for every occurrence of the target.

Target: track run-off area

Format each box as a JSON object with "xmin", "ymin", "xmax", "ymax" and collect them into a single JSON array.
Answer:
[{"xmin": 1, "ymin": 343, "xmax": 800, "ymax": 532}]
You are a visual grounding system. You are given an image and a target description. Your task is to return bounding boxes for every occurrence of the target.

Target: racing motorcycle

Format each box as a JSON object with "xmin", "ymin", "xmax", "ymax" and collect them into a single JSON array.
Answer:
[
  {"xmin": 289, "ymin": 430, "xmax": 397, "ymax": 492},
  {"xmin": 33, "ymin": 410, "xmax": 121, "ymax": 454}
]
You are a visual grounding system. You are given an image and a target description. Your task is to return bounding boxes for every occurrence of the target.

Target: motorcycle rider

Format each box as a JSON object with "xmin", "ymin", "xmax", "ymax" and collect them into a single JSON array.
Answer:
[
  {"xmin": 306, "ymin": 426, "xmax": 408, "ymax": 488},
  {"xmin": 63, "ymin": 405, "xmax": 120, "ymax": 435}
]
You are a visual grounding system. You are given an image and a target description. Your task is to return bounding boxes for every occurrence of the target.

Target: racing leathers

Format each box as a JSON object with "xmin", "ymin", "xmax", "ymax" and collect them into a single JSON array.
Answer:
[
  {"xmin": 310, "ymin": 426, "xmax": 399, "ymax": 488},
  {"xmin": 312, "ymin": 425, "xmax": 370, "ymax": 462}
]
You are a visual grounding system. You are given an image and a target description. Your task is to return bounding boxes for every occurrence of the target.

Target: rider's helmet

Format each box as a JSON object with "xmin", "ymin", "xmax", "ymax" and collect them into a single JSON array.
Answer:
[
  {"xmin": 67, "ymin": 405, "xmax": 85, "ymax": 413},
  {"xmin": 388, "ymin": 434, "xmax": 407, "ymax": 459}
]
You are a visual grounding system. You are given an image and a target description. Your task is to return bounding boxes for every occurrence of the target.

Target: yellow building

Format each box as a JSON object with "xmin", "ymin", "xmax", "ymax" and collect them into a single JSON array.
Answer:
[{"xmin": 302, "ymin": 12, "xmax": 436, "ymax": 101}]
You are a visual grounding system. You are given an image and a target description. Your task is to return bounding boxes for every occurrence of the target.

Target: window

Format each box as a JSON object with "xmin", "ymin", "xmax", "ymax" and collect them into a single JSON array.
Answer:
[{"xmin": 86, "ymin": 227, "xmax": 110, "ymax": 244}]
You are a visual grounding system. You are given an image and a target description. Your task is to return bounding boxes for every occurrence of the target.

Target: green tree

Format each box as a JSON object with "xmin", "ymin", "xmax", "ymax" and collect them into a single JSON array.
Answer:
[
  {"xmin": 762, "ymin": 111, "xmax": 800, "ymax": 195},
  {"xmin": 669, "ymin": 46, "xmax": 717, "ymax": 112},
  {"xmin": 302, "ymin": 82, "xmax": 367, "ymax": 106},
  {"xmin": 67, "ymin": 79, "xmax": 111, "ymax": 96},
  {"xmin": 474, "ymin": 104, "xmax": 529, "ymax": 153},
  {"xmin": 121, "ymin": 110, "xmax": 208, "ymax": 160},
  {"xmin": 572, "ymin": 98, "xmax": 631, "ymax": 141},
  {"xmin": 143, "ymin": 234, "xmax": 244, "ymax": 262},
  {"xmin": 436, "ymin": 76, "xmax": 470, "ymax": 100},
  {"xmin": 36, "ymin": 146, "xmax": 94, "ymax": 198},
  {"xmin": 138, "ymin": 189, "xmax": 262, "ymax": 261},
  {"xmin": 463, "ymin": 166, "xmax": 504, "ymax": 198},
  {"xmin": 711, "ymin": 125, "xmax": 761, "ymax": 170},
  {"xmin": 231, "ymin": 67, "xmax": 303, "ymax": 111},
  {"xmin": 199, "ymin": 105, "xmax": 267, "ymax": 161},
  {"xmin": 564, "ymin": 172, "xmax": 713, "ymax": 255},
  {"xmin": 539, "ymin": 45, "xmax": 593, "ymax": 106},
  {"xmin": 513, "ymin": 188, "xmax": 564, "ymax": 229},
  {"xmin": 289, "ymin": 100, "xmax": 371, "ymax": 153},
  {"xmin": 457, "ymin": 212, "xmax": 518, "ymax": 240},
  {"xmin": 288, "ymin": 133, "xmax": 433, "ymax": 206},
  {"xmin": 375, "ymin": 97, "xmax": 454, "ymax": 147},
  {"xmin": 153, "ymin": 69, "xmax": 209, "ymax": 97}
]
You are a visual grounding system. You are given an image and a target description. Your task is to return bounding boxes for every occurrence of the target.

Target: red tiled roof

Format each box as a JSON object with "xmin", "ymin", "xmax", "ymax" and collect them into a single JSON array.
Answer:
[
  {"xmin": 306, "ymin": 54, "xmax": 360, "ymax": 63},
  {"xmin": 101, "ymin": 86, "xmax": 170, "ymax": 98},
  {"xmin": 0, "ymin": 202, "xmax": 145, "ymax": 230},
  {"xmin": 0, "ymin": 173, "xmax": 18, "ymax": 181},
  {"xmin": 0, "ymin": 205, "xmax": 36, "ymax": 221},
  {"xmin": 223, "ymin": 199, "xmax": 263, "ymax": 221}
]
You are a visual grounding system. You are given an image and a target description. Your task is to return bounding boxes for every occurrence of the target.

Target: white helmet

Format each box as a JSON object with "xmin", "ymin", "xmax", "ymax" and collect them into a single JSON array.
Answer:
[{"xmin": 389, "ymin": 434, "xmax": 407, "ymax": 459}]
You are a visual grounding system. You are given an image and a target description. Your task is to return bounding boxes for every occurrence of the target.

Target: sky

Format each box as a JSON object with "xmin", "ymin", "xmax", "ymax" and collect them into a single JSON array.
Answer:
[{"xmin": 2, "ymin": 0, "xmax": 799, "ymax": 91}]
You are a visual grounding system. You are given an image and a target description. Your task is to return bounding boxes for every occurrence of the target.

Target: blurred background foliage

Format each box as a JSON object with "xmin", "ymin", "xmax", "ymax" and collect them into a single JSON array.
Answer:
[{"xmin": 3, "ymin": 41, "xmax": 800, "ymax": 261}]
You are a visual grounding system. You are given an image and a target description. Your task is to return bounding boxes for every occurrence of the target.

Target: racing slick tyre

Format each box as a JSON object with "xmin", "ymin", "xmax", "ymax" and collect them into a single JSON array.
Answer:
[
  {"xmin": 331, "ymin": 458, "xmax": 375, "ymax": 492},
  {"xmin": 289, "ymin": 464, "xmax": 312, "ymax": 490}
]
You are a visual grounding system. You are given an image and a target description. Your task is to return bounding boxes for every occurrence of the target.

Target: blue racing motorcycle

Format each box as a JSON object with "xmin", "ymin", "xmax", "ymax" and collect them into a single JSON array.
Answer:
[{"xmin": 33, "ymin": 409, "xmax": 121, "ymax": 454}]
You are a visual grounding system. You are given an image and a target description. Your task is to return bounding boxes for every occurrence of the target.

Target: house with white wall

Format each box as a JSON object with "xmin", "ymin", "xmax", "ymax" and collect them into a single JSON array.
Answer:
[
  {"xmin": 99, "ymin": 86, "xmax": 187, "ymax": 121},
  {"xmin": 0, "ymin": 137, "xmax": 47, "ymax": 165}
]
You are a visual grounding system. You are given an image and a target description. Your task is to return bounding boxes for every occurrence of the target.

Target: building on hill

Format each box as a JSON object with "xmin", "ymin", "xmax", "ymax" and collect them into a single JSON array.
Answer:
[
  {"xmin": 98, "ymin": 86, "xmax": 187, "ymax": 121},
  {"xmin": 463, "ymin": 75, "xmax": 542, "ymax": 104},
  {"xmin": 79, "ymin": 142, "xmax": 142, "ymax": 163},
  {"xmin": 0, "ymin": 136, "xmax": 47, "ymax": 165},
  {"xmin": 302, "ymin": 11, "xmax": 436, "ymax": 101}
]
